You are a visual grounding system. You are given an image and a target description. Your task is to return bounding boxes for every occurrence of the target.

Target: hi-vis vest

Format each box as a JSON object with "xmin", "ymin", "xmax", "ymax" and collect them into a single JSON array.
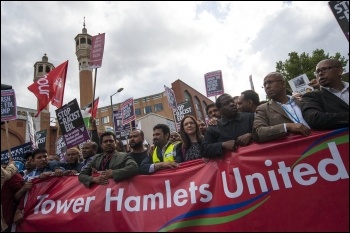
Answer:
[{"xmin": 152, "ymin": 143, "xmax": 176, "ymax": 163}]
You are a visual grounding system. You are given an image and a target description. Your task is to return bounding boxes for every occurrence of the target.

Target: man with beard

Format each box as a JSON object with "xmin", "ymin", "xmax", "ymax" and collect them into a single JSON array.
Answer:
[
  {"xmin": 60, "ymin": 147, "xmax": 84, "ymax": 174},
  {"xmin": 79, "ymin": 131, "xmax": 138, "ymax": 187},
  {"xmin": 81, "ymin": 141, "xmax": 98, "ymax": 170},
  {"xmin": 127, "ymin": 129, "xmax": 148, "ymax": 172},
  {"xmin": 253, "ymin": 72, "xmax": 311, "ymax": 143},
  {"xmin": 301, "ymin": 59, "xmax": 349, "ymax": 129},
  {"xmin": 236, "ymin": 90, "xmax": 260, "ymax": 113},
  {"xmin": 201, "ymin": 93, "xmax": 254, "ymax": 158},
  {"xmin": 139, "ymin": 124, "xmax": 183, "ymax": 174}
]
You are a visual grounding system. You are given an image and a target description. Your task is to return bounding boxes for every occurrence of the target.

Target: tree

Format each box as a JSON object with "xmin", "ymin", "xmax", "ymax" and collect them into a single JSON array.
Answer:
[{"xmin": 275, "ymin": 49, "xmax": 348, "ymax": 89}]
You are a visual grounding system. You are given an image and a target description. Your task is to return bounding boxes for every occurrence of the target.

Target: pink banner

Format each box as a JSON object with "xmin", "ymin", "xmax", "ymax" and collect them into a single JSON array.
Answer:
[
  {"xmin": 16, "ymin": 128, "xmax": 349, "ymax": 232},
  {"xmin": 89, "ymin": 33, "xmax": 105, "ymax": 69}
]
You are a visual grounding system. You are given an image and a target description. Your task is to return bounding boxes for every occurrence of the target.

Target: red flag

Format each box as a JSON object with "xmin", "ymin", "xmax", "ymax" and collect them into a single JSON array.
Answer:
[{"xmin": 28, "ymin": 60, "xmax": 68, "ymax": 117}]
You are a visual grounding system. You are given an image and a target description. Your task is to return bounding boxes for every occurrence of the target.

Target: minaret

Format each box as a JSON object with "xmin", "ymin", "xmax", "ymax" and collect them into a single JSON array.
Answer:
[
  {"xmin": 74, "ymin": 17, "xmax": 93, "ymax": 108},
  {"xmin": 33, "ymin": 53, "xmax": 55, "ymax": 111}
]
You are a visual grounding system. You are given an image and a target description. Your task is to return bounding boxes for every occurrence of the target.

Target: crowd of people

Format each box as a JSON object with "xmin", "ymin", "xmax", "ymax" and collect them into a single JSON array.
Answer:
[{"xmin": 1, "ymin": 58, "xmax": 348, "ymax": 232}]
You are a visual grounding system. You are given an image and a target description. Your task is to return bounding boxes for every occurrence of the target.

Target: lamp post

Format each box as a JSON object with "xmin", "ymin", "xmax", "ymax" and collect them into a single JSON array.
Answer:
[{"xmin": 110, "ymin": 87, "xmax": 124, "ymax": 131}]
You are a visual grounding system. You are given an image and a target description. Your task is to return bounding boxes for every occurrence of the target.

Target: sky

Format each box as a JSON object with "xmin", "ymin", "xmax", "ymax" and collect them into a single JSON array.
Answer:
[{"xmin": 1, "ymin": 1, "xmax": 349, "ymax": 123}]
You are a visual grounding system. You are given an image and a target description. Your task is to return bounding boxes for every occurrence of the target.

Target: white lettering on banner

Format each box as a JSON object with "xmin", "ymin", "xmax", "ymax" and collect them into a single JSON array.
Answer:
[
  {"xmin": 37, "ymin": 138, "xmax": 46, "ymax": 144},
  {"xmin": 222, "ymin": 142, "xmax": 349, "ymax": 198},
  {"xmin": 334, "ymin": 1, "xmax": 349, "ymax": 20},
  {"xmin": 57, "ymin": 107, "xmax": 81, "ymax": 133},
  {"xmin": 104, "ymin": 180, "xmax": 212, "ymax": 212},
  {"xmin": 37, "ymin": 76, "xmax": 49, "ymax": 98},
  {"xmin": 34, "ymin": 195, "xmax": 96, "ymax": 214},
  {"xmin": 31, "ymin": 142, "xmax": 348, "ymax": 216}
]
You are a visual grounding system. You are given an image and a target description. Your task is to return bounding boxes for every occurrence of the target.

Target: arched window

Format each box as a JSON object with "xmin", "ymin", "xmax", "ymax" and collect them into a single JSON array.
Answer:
[
  {"xmin": 45, "ymin": 66, "xmax": 51, "ymax": 73},
  {"xmin": 87, "ymin": 38, "xmax": 91, "ymax": 45},
  {"xmin": 38, "ymin": 65, "xmax": 43, "ymax": 72},
  {"xmin": 194, "ymin": 96, "xmax": 203, "ymax": 120},
  {"xmin": 80, "ymin": 38, "xmax": 86, "ymax": 44},
  {"xmin": 202, "ymin": 101, "xmax": 208, "ymax": 120},
  {"xmin": 184, "ymin": 91, "xmax": 191, "ymax": 102}
]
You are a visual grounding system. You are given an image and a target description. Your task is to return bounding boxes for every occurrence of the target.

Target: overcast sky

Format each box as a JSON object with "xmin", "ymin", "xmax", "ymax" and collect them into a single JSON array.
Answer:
[{"xmin": 1, "ymin": 1, "xmax": 349, "ymax": 120}]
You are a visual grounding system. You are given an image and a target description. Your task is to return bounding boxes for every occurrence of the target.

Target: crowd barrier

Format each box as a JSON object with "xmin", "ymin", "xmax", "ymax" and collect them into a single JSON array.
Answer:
[{"xmin": 16, "ymin": 128, "xmax": 349, "ymax": 232}]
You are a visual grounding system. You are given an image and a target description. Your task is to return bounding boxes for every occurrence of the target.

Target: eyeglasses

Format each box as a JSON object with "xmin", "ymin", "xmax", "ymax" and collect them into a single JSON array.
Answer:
[
  {"xmin": 313, "ymin": 66, "xmax": 339, "ymax": 76},
  {"xmin": 262, "ymin": 79, "xmax": 283, "ymax": 88}
]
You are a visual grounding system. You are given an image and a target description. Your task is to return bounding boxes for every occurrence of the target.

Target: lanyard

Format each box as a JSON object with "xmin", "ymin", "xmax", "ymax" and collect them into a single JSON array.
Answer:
[{"xmin": 280, "ymin": 99, "xmax": 300, "ymax": 123}]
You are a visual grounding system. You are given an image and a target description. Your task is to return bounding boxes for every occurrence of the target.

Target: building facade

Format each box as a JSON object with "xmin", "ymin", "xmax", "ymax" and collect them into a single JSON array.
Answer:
[{"xmin": 94, "ymin": 79, "xmax": 214, "ymax": 139}]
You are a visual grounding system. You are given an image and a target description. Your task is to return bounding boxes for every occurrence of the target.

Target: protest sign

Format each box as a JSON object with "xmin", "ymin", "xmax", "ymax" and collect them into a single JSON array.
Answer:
[
  {"xmin": 89, "ymin": 33, "xmax": 106, "ymax": 68},
  {"xmin": 173, "ymin": 101, "xmax": 194, "ymax": 131},
  {"xmin": 204, "ymin": 70, "xmax": 224, "ymax": 97},
  {"xmin": 36, "ymin": 130, "xmax": 47, "ymax": 149},
  {"xmin": 328, "ymin": 1, "xmax": 349, "ymax": 41},
  {"xmin": 121, "ymin": 98, "xmax": 135, "ymax": 125},
  {"xmin": 55, "ymin": 135, "xmax": 67, "ymax": 161},
  {"xmin": 1, "ymin": 142, "xmax": 31, "ymax": 171},
  {"xmin": 288, "ymin": 74, "xmax": 313, "ymax": 94},
  {"xmin": 164, "ymin": 85, "xmax": 177, "ymax": 110},
  {"xmin": 1, "ymin": 89, "xmax": 17, "ymax": 121},
  {"xmin": 56, "ymin": 99, "xmax": 90, "ymax": 149}
]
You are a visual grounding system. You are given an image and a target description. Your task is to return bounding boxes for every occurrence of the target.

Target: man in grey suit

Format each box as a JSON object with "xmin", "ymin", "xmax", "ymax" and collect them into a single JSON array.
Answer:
[
  {"xmin": 79, "ymin": 131, "xmax": 138, "ymax": 187},
  {"xmin": 301, "ymin": 59, "xmax": 349, "ymax": 130},
  {"xmin": 253, "ymin": 72, "xmax": 311, "ymax": 143}
]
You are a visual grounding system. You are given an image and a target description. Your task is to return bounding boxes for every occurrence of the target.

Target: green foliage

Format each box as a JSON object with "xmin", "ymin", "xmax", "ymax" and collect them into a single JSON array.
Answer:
[{"xmin": 275, "ymin": 49, "xmax": 348, "ymax": 90}]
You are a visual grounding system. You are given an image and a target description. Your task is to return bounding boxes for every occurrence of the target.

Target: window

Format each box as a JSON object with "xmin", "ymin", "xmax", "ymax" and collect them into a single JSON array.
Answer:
[
  {"xmin": 154, "ymin": 103, "xmax": 163, "ymax": 112},
  {"xmin": 135, "ymin": 108, "xmax": 141, "ymax": 116},
  {"xmin": 101, "ymin": 116, "xmax": 109, "ymax": 124},
  {"xmin": 194, "ymin": 97, "xmax": 203, "ymax": 120},
  {"xmin": 80, "ymin": 38, "xmax": 86, "ymax": 44},
  {"xmin": 45, "ymin": 66, "xmax": 51, "ymax": 73},
  {"xmin": 152, "ymin": 94, "xmax": 162, "ymax": 99},
  {"xmin": 76, "ymin": 40, "xmax": 79, "ymax": 46},
  {"xmin": 144, "ymin": 106, "xmax": 152, "ymax": 114},
  {"xmin": 87, "ymin": 38, "xmax": 91, "ymax": 45},
  {"xmin": 202, "ymin": 101, "xmax": 208, "ymax": 119},
  {"xmin": 38, "ymin": 65, "xmax": 43, "ymax": 72},
  {"xmin": 134, "ymin": 99, "xmax": 139, "ymax": 104},
  {"xmin": 95, "ymin": 119, "xmax": 100, "ymax": 126},
  {"xmin": 184, "ymin": 91, "xmax": 191, "ymax": 102}
]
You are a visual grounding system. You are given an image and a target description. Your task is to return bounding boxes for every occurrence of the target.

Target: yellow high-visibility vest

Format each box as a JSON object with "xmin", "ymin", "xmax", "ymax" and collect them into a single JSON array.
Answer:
[{"xmin": 152, "ymin": 143, "xmax": 176, "ymax": 163}]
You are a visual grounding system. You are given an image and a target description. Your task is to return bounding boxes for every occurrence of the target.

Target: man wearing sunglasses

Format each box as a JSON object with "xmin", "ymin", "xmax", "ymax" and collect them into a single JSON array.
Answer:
[{"xmin": 301, "ymin": 59, "xmax": 349, "ymax": 130}]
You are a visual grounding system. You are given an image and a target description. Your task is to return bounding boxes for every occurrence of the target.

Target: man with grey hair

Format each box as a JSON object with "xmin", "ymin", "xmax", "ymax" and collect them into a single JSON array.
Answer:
[
  {"xmin": 301, "ymin": 59, "xmax": 349, "ymax": 129},
  {"xmin": 253, "ymin": 72, "xmax": 311, "ymax": 143}
]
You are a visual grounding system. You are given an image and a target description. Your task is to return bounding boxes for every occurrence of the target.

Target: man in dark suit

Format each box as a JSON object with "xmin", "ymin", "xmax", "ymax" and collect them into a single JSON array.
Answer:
[
  {"xmin": 301, "ymin": 59, "xmax": 349, "ymax": 130},
  {"xmin": 253, "ymin": 72, "xmax": 311, "ymax": 143},
  {"xmin": 201, "ymin": 93, "xmax": 255, "ymax": 158}
]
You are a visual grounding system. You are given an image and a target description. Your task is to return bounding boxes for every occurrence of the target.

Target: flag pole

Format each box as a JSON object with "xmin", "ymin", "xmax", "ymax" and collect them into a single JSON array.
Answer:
[
  {"xmin": 4, "ymin": 121, "xmax": 13, "ymax": 162},
  {"xmin": 92, "ymin": 68, "xmax": 97, "ymax": 116}
]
